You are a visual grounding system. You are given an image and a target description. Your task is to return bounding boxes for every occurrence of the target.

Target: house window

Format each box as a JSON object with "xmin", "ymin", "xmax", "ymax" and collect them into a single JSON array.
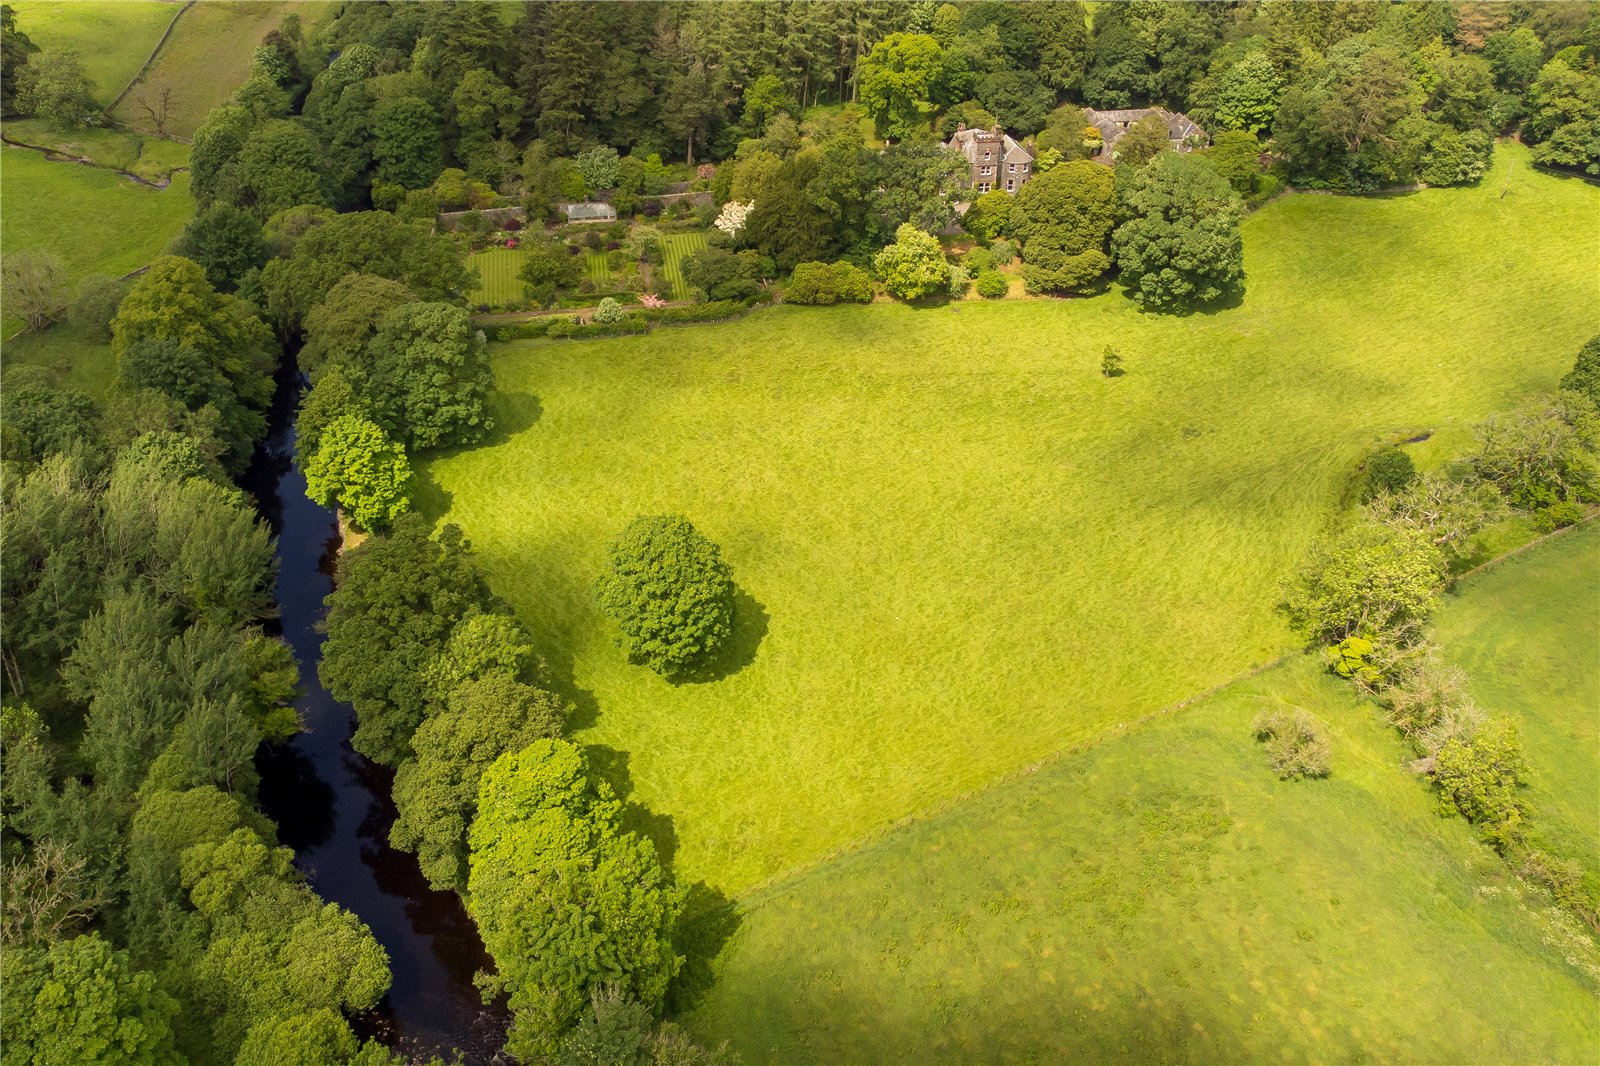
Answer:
[
  {"xmin": 1007, "ymin": 163, "xmax": 1016, "ymax": 173},
  {"xmin": 1005, "ymin": 179, "xmax": 1015, "ymax": 191},
  {"xmin": 977, "ymin": 182, "xmax": 990, "ymax": 193},
  {"xmin": 983, "ymin": 151, "xmax": 992, "ymax": 161},
  {"xmin": 981, "ymin": 166, "xmax": 992, "ymax": 175}
]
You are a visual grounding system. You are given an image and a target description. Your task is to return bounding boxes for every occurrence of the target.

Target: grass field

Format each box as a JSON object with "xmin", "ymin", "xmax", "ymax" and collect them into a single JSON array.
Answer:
[
  {"xmin": 2, "ymin": 118, "xmax": 189, "ymax": 181},
  {"xmin": 660, "ymin": 231, "xmax": 708, "ymax": 300},
  {"xmin": 415, "ymin": 143, "xmax": 1599, "ymax": 896},
  {"xmin": 1434, "ymin": 521, "xmax": 1600, "ymax": 889},
  {"xmin": 112, "ymin": 1, "xmax": 339, "ymax": 137},
  {"xmin": 466, "ymin": 248, "xmax": 529, "ymax": 307},
  {"xmin": 8, "ymin": 1, "xmax": 175, "ymax": 103},
  {"xmin": 1, "ymin": 319, "xmax": 117, "ymax": 395},
  {"xmin": 682, "ymin": 654, "xmax": 1600, "ymax": 1063}
]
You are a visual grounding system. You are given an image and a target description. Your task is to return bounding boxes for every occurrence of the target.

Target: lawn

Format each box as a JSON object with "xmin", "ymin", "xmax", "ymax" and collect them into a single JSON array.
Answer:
[
  {"xmin": 583, "ymin": 250, "xmax": 612, "ymax": 289},
  {"xmin": 112, "ymin": 1, "xmax": 340, "ymax": 137},
  {"xmin": 659, "ymin": 230, "xmax": 708, "ymax": 300},
  {"xmin": 466, "ymin": 247, "xmax": 529, "ymax": 307},
  {"xmin": 415, "ymin": 142, "xmax": 1599, "ymax": 896},
  {"xmin": 7, "ymin": 1, "xmax": 176, "ymax": 102},
  {"xmin": 1433, "ymin": 521, "xmax": 1600, "ymax": 890},
  {"xmin": 682, "ymin": 655, "xmax": 1600, "ymax": 1064}
]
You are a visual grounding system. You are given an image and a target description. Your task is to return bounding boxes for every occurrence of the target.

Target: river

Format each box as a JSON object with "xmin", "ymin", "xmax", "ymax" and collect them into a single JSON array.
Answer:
[{"xmin": 241, "ymin": 359, "xmax": 508, "ymax": 1063}]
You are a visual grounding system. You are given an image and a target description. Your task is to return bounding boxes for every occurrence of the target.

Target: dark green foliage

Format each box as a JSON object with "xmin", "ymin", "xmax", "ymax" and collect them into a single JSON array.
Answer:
[
  {"xmin": 299, "ymin": 273, "xmax": 416, "ymax": 380},
  {"xmin": 1434, "ymin": 719, "xmax": 1531, "ymax": 851},
  {"xmin": 173, "ymin": 205, "xmax": 268, "ymax": 293},
  {"xmin": 70, "ymin": 274, "xmax": 132, "ymax": 338},
  {"xmin": 682, "ymin": 247, "xmax": 768, "ymax": 303},
  {"xmin": 1251, "ymin": 709, "xmax": 1332, "ymax": 780},
  {"xmin": 468, "ymin": 739, "xmax": 685, "ymax": 1061},
  {"xmin": 975, "ymin": 70, "xmax": 1052, "ymax": 134},
  {"xmin": 372, "ymin": 95, "xmax": 444, "ymax": 190},
  {"xmin": 16, "ymin": 50, "xmax": 100, "ymax": 130},
  {"xmin": 320, "ymin": 516, "xmax": 493, "ymax": 766},
  {"xmin": 1111, "ymin": 153, "xmax": 1244, "ymax": 313},
  {"xmin": 1116, "ymin": 113, "xmax": 1175, "ymax": 167},
  {"xmin": 1560, "ymin": 335, "xmax": 1600, "ymax": 408},
  {"xmin": 257, "ymin": 211, "xmax": 471, "ymax": 331},
  {"xmin": 1, "ymin": 4, "xmax": 38, "ymax": 116},
  {"xmin": 1359, "ymin": 448, "xmax": 1418, "ymax": 503},
  {"xmin": 596, "ymin": 515, "xmax": 736, "ymax": 678},
  {"xmin": 1011, "ymin": 160, "xmax": 1115, "ymax": 296},
  {"xmin": 231, "ymin": 119, "xmax": 330, "ymax": 221},
  {"xmin": 1100, "ymin": 346, "xmax": 1124, "ymax": 377},
  {"xmin": 974, "ymin": 269, "xmax": 1008, "ymax": 298},
  {"xmin": 360, "ymin": 301, "xmax": 494, "ymax": 450},
  {"xmin": 518, "ymin": 237, "xmax": 583, "ymax": 305},
  {"xmin": 1533, "ymin": 500, "xmax": 1586, "ymax": 531},
  {"xmin": 391, "ymin": 671, "xmax": 566, "ymax": 892},
  {"xmin": 0, "ymin": 367, "xmax": 98, "ymax": 464}
]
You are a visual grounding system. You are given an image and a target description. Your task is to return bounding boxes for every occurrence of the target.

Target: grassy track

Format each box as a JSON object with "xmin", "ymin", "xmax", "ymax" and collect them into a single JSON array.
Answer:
[
  {"xmin": 682, "ymin": 654, "xmax": 1600, "ymax": 1063},
  {"xmin": 660, "ymin": 231, "xmax": 708, "ymax": 299},
  {"xmin": 113, "ymin": 1, "xmax": 340, "ymax": 137},
  {"xmin": 416, "ymin": 143, "xmax": 1599, "ymax": 896},
  {"xmin": 1433, "ymin": 521, "xmax": 1600, "ymax": 887},
  {"xmin": 466, "ymin": 248, "xmax": 529, "ymax": 307},
  {"xmin": 8, "ymin": 1, "xmax": 174, "ymax": 102}
]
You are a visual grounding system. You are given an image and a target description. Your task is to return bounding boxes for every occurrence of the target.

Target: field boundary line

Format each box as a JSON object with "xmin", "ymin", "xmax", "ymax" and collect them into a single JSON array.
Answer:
[
  {"xmin": 107, "ymin": 0, "xmax": 196, "ymax": 113},
  {"xmin": 719, "ymin": 514, "xmax": 1600, "ymax": 914}
]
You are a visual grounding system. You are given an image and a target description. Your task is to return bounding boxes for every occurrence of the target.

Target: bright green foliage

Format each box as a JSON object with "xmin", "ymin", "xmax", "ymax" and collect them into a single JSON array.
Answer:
[
  {"xmin": 1, "ymin": 933, "xmax": 181, "ymax": 1064},
  {"xmin": 111, "ymin": 256, "xmax": 277, "ymax": 471},
  {"xmin": 1359, "ymin": 447, "xmax": 1417, "ymax": 503},
  {"xmin": 1212, "ymin": 53, "xmax": 1284, "ymax": 134},
  {"xmin": 1112, "ymin": 153, "xmax": 1244, "ymax": 313},
  {"xmin": 257, "ymin": 211, "xmax": 471, "ymax": 331},
  {"xmin": 16, "ymin": 49, "xmax": 100, "ymax": 131},
  {"xmin": 575, "ymin": 145, "xmax": 621, "ymax": 192},
  {"xmin": 595, "ymin": 515, "xmax": 736, "ymax": 678},
  {"xmin": 594, "ymin": 297, "xmax": 624, "ymax": 324},
  {"xmin": 294, "ymin": 366, "xmax": 365, "ymax": 472},
  {"xmin": 1482, "ymin": 27, "xmax": 1545, "ymax": 91},
  {"xmin": 1559, "ymin": 335, "xmax": 1600, "ymax": 408},
  {"xmin": 362, "ymin": 301, "xmax": 494, "ymax": 450},
  {"xmin": 304, "ymin": 415, "xmax": 412, "ymax": 533},
  {"xmin": 873, "ymin": 224, "xmax": 949, "ymax": 301},
  {"xmin": 1434, "ymin": 719, "xmax": 1532, "ymax": 851},
  {"xmin": 1471, "ymin": 392, "xmax": 1600, "ymax": 510},
  {"xmin": 960, "ymin": 188, "xmax": 1014, "ymax": 242},
  {"xmin": 1281, "ymin": 521, "xmax": 1446, "ymax": 643},
  {"xmin": 321, "ymin": 516, "xmax": 492, "ymax": 766},
  {"xmin": 1250, "ymin": 708, "xmax": 1332, "ymax": 779},
  {"xmin": 2, "ymin": 248, "xmax": 69, "ymax": 331},
  {"xmin": 1011, "ymin": 160, "xmax": 1115, "ymax": 296},
  {"xmin": 231, "ymin": 119, "xmax": 330, "ymax": 221},
  {"xmin": 974, "ymin": 269, "xmax": 1007, "ymax": 298},
  {"xmin": 235, "ymin": 1008, "xmax": 358, "ymax": 1066},
  {"xmin": 858, "ymin": 33, "xmax": 946, "ymax": 140},
  {"xmin": 452, "ymin": 68, "xmax": 520, "ymax": 158},
  {"xmin": 391, "ymin": 672, "xmax": 566, "ymax": 891},
  {"xmin": 420, "ymin": 611, "xmax": 542, "ymax": 704},
  {"xmin": 785, "ymin": 261, "xmax": 872, "ymax": 305},
  {"xmin": 1525, "ymin": 58, "xmax": 1600, "ymax": 175},
  {"xmin": 299, "ymin": 273, "xmax": 416, "ymax": 380},
  {"xmin": 172, "ymin": 204, "xmax": 266, "ymax": 293},
  {"xmin": 468, "ymin": 740, "xmax": 685, "ymax": 1060},
  {"xmin": 1116, "ymin": 114, "xmax": 1175, "ymax": 167},
  {"xmin": 1324, "ymin": 634, "xmax": 1382, "ymax": 687}
]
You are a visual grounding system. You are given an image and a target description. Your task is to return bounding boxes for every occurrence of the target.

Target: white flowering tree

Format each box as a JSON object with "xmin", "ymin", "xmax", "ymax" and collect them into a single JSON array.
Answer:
[{"xmin": 714, "ymin": 200, "xmax": 754, "ymax": 242}]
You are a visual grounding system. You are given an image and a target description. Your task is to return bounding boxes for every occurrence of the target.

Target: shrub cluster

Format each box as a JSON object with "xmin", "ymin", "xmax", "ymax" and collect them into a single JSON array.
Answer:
[
  {"xmin": 785, "ymin": 260, "xmax": 872, "ymax": 305},
  {"xmin": 1251, "ymin": 709, "xmax": 1331, "ymax": 780}
]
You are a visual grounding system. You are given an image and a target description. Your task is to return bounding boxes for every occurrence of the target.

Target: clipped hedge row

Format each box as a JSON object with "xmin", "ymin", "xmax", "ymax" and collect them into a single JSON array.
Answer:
[{"xmin": 492, "ymin": 296, "xmax": 772, "ymax": 342}]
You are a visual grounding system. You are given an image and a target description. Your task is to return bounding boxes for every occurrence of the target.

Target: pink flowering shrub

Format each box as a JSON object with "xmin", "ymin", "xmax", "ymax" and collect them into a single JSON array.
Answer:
[{"xmin": 639, "ymin": 293, "xmax": 667, "ymax": 308}]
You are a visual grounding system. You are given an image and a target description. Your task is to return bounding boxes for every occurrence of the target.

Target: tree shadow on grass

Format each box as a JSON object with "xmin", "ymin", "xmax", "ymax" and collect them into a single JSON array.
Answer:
[
  {"xmin": 408, "ymin": 391, "xmax": 545, "ymax": 519},
  {"xmin": 671, "ymin": 585, "xmax": 769, "ymax": 687}
]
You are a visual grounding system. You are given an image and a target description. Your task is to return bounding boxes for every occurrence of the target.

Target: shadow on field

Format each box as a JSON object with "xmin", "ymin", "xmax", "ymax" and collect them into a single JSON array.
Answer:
[
  {"xmin": 482, "ymin": 390, "xmax": 543, "ymax": 446},
  {"xmin": 673, "ymin": 586, "xmax": 769, "ymax": 686}
]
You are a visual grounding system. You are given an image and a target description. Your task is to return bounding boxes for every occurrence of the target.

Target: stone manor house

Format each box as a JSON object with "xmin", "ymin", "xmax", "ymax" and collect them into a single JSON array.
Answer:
[{"xmin": 946, "ymin": 108, "xmax": 1208, "ymax": 194}]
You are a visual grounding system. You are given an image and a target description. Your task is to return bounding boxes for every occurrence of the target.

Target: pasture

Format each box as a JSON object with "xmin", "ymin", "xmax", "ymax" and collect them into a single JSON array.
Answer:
[
  {"xmin": 7, "ymin": 1, "xmax": 174, "ymax": 102},
  {"xmin": 1434, "ymin": 521, "xmax": 1600, "ymax": 889},
  {"xmin": 416, "ymin": 143, "xmax": 1599, "ymax": 897},
  {"xmin": 112, "ymin": 1, "xmax": 339, "ymax": 137},
  {"xmin": 2, "ymin": 118, "xmax": 189, "ymax": 181},
  {"xmin": 682, "ymin": 654, "xmax": 1600, "ymax": 1063}
]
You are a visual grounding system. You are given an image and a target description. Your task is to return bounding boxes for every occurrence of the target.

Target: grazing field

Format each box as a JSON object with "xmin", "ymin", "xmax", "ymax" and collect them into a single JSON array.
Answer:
[
  {"xmin": 0, "ymin": 149, "xmax": 192, "ymax": 283},
  {"xmin": 1434, "ymin": 521, "xmax": 1600, "ymax": 888},
  {"xmin": 682, "ymin": 655, "xmax": 1600, "ymax": 1064},
  {"xmin": 660, "ymin": 230, "xmax": 708, "ymax": 299},
  {"xmin": 7, "ymin": 1, "xmax": 175, "ymax": 102},
  {"xmin": 113, "ymin": 1, "xmax": 339, "ymax": 137},
  {"xmin": 2, "ymin": 118, "xmax": 189, "ymax": 181},
  {"xmin": 466, "ymin": 247, "xmax": 528, "ymax": 307},
  {"xmin": 415, "ymin": 143, "xmax": 1599, "ymax": 895}
]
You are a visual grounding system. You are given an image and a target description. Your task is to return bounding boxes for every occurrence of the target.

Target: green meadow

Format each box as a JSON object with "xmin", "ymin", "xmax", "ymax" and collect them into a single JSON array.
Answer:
[
  {"xmin": 8, "ymin": 1, "xmax": 175, "ymax": 102},
  {"xmin": 682, "ymin": 654, "xmax": 1600, "ymax": 1064},
  {"xmin": 416, "ymin": 143, "xmax": 1599, "ymax": 895},
  {"xmin": 1434, "ymin": 522, "xmax": 1600, "ymax": 889}
]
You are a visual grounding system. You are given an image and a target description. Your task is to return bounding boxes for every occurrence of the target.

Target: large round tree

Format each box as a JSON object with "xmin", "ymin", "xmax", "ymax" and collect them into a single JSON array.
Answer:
[
  {"xmin": 595, "ymin": 515, "xmax": 735, "ymax": 678},
  {"xmin": 1111, "ymin": 152, "xmax": 1244, "ymax": 313}
]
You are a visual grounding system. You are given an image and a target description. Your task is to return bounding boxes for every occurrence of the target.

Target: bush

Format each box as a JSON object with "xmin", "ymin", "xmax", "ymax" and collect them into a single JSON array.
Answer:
[
  {"xmin": 1280, "ymin": 521, "xmax": 1446, "ymax": 642},
  {"xmin": 946, "ymin": 264, "xmax": 971, "ymax": 298},
  {"xmin": 990, "ymin": 239, "xmax": 1016, "ymax": 265},
  {"xmin": 69, "ymin": 274, "xmax": 131, "ymax": 338},
  {"xmin": 593, "ymin": 297, "xmax": 624, "ymax": 323},
  {"xmin": 961, "ymin": 247, "xmax": 995, "ymax": 273},
  {"xmin": 595, "ymin": 514, "xmax": 735, "ymax": 677},
  {"xmin": 873, "ymin": 224, "xmax": 949, "ymax": 301},
  {"xmin": 786, "ymin": 261, "xmax": 839, "ymax": 305},
  {"xmin": 1534, "ymin": 500, "xmax": 1585, "ymax": 531},
  {"xmin": 1359, "ymin": 447, "xmax": 1418, "ymax": 503},
  {"xmin": 1433, "ymin": 718, "xmax": 1531, "ymax": 851},
  {"xmin": 1251, "ymin": 709, "xmax": 1331, "ymax": 780},
  {"xmin": 974, "ymin": 270, "xmax": 1008, "ymax": 299},
  {"xmin": 1472, "ymin": 393, "xmax": 1600, "ymax": 510},
  {"xmin": 545, "ymin": 314, "xmax": 648, "ymax": 340},
  {"xmin": 1559, "ymin": 334, "xmax": 1600, "ymax": 409}
]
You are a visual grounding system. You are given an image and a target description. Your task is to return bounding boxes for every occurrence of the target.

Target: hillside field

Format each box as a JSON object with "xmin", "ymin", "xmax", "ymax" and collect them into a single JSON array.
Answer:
[
  {"xmin": 7, "ymin": 1, "xmax": 175, "ymax": 102},
  {"xmin": 1434, "ymin": 521, "xmax": 1600, "ymax": 890},
  {"xmin": 415, "ymin": 143, "xmax": 1599, "ymax": 896},
  {"xmin": 682, "ymin": 652, "xmax": 1600, "ymax": 1063}
]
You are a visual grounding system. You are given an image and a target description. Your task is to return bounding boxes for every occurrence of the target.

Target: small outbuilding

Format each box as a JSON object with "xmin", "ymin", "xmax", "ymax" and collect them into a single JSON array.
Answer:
[{"xmin": 560, "ymin": 201, "xmax": 618, "ymax": 223}]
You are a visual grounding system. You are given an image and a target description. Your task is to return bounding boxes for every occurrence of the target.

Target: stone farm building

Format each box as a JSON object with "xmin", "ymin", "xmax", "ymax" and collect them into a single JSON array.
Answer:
[
  {"xmin": 1084, "ymin": 107, "xmax": 1208, "ymax": 163},
  {"xmin": 948, "ymin": 125, "xmax": 1033, "ymax": 194}
]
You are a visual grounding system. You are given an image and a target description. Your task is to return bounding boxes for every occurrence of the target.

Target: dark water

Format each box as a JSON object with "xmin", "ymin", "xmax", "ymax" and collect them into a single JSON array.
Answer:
[{"xmin": 241, "ymin": 362, "xmax": 507, "ymax": 1062}]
